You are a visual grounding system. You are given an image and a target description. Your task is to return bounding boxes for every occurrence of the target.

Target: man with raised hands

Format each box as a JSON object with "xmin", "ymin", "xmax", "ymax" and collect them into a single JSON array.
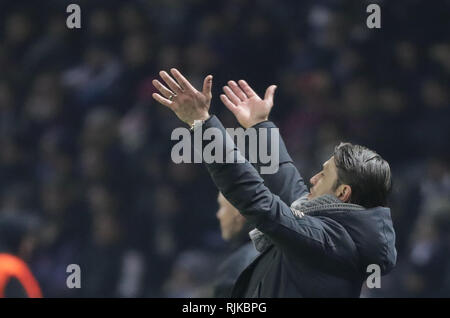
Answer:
[{"xmin": 152, "ymin": 68, "xmax": 396, "ymax": 298}]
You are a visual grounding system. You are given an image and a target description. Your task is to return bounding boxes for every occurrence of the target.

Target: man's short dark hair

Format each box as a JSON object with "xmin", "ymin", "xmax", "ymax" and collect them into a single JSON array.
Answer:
[{"xmin": 333, "ymin": 142, "xmax": 391, "ymax": 208}]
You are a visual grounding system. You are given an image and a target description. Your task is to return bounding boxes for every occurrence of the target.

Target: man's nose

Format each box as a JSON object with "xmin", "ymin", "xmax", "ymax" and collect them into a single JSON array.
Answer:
[{"xmin": 310, "ymin": 174, "xmax": 318, "ymax": 185}]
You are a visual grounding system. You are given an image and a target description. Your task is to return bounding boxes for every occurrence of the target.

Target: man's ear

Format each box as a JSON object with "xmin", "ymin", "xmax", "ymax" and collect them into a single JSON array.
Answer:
[{"xmin": 335, "ymin": 184, "xmax": 352, "ymax": 203}]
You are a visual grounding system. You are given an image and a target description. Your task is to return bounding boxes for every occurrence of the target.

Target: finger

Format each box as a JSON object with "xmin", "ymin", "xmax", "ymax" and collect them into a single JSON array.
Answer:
[
  {"xmin": 228, "ymin": 81, "xmax": 247, "ymax": 101},
  {"xmin": 264, "ymin": 85, "xmax": 277, "ymax": 103},
  {"xmin": 159, "ymin": 70, "xmax": 182, "ymax": 94},
  {"xmin": 170, "ymin": 68, "xmax": 196, "ymax": 92},
  {"xmin": 220, "ymin": 94, "xmax": 240, "ymax": 115},
  {"xmin": 223, "ymin": 86, "xmax": 241, "ymax": 105},
  {"xmin": 202, "ymin": 75, "xmax": 213, "ymax": 98},
  {"xmin": 152, "ymin": 79, "xmax": 175, "ymax": 99},
  {"xmin": 152, "ymin": 92, "xmax": 173, "ymax": 108},
  {"xmin": 238, "ymin": 80, "xmax": 257, "ymax": 98}
]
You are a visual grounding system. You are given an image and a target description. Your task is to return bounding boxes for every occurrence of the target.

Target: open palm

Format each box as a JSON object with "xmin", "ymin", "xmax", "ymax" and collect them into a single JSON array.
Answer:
[
  {"xmin": 152, "ymin": 68, "xmax": 212, "ymax": 125},
  {"xmin": 220, "ymin": 80, "xmax": 277, "ymax": 128}
]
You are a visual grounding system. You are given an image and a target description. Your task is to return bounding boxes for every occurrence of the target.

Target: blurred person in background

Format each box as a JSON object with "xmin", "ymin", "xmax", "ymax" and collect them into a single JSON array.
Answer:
[
  {"xmin": 81, "ymin": 184, "xmax": 127, "ymax": 297},
  {"xmin": 162, "ymin": 249, "xmax": 217, "ymax": 298},
  {"xmin": 0, "ymin": 215, "xmax": 42, "ymax": 298},
  {"xmin": 385, "ymin": 201, "xmax": 450, "ymax": 298},
  {"xmin": 31, "ymin": 179, "xmax": 87, "ymax": 297},
  {"xmin": 406, "ymin": 204, "xmax": 450, "ymax": 297},
  {"xmin": 212, "ymin": 192, "xmax": 258, "ymax": 297}
]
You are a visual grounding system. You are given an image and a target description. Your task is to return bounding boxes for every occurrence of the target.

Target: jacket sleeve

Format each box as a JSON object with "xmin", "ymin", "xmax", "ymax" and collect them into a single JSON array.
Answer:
[
  {"xmin": 243, "ymin": 120, "xmax": 309, "ymax": 206},
  {"xmin": 195, "ymin": 115, "xmax": 359, "ymax": 268}
]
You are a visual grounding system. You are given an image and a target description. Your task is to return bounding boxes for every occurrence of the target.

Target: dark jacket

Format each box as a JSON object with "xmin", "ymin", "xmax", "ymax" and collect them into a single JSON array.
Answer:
[
  {"xmin": 212, "ymin": 241, "xmax": 259, "ymax": 298},
  {"xmin": 195, "ymin": 116, "xmax": 397, "ymax": 298}
]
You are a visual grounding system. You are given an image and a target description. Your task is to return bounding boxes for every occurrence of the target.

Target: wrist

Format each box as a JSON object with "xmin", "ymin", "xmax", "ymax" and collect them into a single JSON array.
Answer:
[
  {"xmin": 186, "ymin": 113, "xmax": 210, "ymax": 126},
  {"xmin": 189, "ymin": 113, "xmax": 211, "ymax": 130},
  {"xmin": 247, "ymin": 117, "xmax": 269, "ymax": 128},
  {"xmin": 199, "ymin": 112, "xmax": 210, "ymax": 122}
]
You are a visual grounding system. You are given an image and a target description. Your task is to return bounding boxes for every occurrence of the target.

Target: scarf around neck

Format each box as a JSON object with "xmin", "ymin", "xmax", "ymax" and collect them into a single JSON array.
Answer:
[{"xmin": 249, "ymin": 194, "xmax": 364, "ymax": 252}]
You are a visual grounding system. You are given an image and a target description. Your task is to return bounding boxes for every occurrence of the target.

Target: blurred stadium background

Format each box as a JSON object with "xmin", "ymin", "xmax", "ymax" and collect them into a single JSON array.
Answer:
[{"xmin": 0, "ymin": 0, "xmax": 449, "ymax": 297}]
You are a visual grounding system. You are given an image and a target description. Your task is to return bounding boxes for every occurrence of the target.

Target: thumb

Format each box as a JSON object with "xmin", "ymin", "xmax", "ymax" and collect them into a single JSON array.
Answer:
[
  {"xmin": 202, "ymin": 75, "xmax": 213, "ymax": 98},
  {"xmin": 264, "ymin": 85, "xmax": 277, "ymax": 103}
]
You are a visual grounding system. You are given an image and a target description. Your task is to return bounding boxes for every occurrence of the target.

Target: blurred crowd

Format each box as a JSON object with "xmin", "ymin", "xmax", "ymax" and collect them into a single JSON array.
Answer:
[{"xmin": 0, "ymin": 0, "xmax": 449, "ymax": 297}]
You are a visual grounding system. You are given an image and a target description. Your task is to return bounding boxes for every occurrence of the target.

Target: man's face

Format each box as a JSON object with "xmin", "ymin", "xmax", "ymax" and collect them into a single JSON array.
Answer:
[
  {"xmin": 308, "ymin": 156, "xmax": 340, "ymax": 200},
  {"xmin": 216, "ymin": 193, "xmax": 246, "ymax": 241}
]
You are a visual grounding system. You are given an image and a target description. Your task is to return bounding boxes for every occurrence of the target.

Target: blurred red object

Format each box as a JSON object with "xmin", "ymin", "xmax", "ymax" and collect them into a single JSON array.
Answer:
[{"xmin": 0, "ymin": 253, "xmax": 42, "ymax": 298}]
